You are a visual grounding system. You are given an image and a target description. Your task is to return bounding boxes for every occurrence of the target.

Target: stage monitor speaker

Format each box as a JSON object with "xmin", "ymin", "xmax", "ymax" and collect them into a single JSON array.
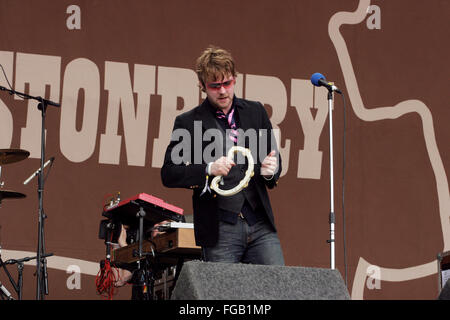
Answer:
[
  {"xmin": 171, "ymin": 260, "xmax": 350, "ymax": 300},
  {"xmin": 438, "ymin": 279, "xmax": 450, "ymax": 300}
]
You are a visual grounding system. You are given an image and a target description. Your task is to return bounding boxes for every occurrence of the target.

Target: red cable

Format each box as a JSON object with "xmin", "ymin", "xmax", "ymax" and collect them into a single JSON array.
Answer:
[
  {"xmin": 95, "ymin": 232, "xmax": 121, "ymax": 300},
  {"xmin": 95, "ymin": 259, "xmax": 122, "ymax": 300}
]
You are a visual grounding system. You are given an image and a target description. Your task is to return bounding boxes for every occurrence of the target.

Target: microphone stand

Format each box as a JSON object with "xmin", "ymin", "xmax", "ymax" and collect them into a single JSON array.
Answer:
[
  {"xmin": 0, "ymin": 85, "xmax": 59, "ymax": 299},
  {"xmin": 36, "ymin": 98, "xmax": 51, "ymax": 300},
  {"xmin": 326, "ymin": 90, "xmax": 336, "ymax": 270},
  {"xmin": 311, "ymin": 74, "xmax": 343, "ymax": 271}
]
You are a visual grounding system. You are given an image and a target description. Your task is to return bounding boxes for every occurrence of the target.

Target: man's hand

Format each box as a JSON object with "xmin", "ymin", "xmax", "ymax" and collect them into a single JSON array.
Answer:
[
  {"xmin": 151, "ymin": 220, "xmax": 170, "ymax": 238},
  {"xmin": 118, "ymin": 225, "xmax": 128, "ymax": 247},
  {"xmin": 261, "ymin": 150, "xmax": 277, "ymax": 178},
  {"xmin": 210, "ymin": 156, "xmax": 236, "ymax": 176}
]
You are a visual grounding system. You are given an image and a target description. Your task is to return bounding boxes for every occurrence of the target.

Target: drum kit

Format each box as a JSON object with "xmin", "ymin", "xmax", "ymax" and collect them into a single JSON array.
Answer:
[
  {"xmin": 0, "ymin": 148, "xmax": 54, "ymax": 301},
  {"xmin": 0, "ymin": 148, "xmax": 30, "ymax": 300}
]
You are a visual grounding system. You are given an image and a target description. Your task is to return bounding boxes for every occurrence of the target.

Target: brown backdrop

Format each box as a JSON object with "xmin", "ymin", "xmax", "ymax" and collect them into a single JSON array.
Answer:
[{"xmin": 0, "ymin": 0, "xmax": 448, "ymax": 300}]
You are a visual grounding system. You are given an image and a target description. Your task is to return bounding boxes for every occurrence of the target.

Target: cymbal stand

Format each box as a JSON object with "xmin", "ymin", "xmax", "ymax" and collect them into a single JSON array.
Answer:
[{"xmin": 0, "ymin": 85, "xmax": 59, "ymax": 299}]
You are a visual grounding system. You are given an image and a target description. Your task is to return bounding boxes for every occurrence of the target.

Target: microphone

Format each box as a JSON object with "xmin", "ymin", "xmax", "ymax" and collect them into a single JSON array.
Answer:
[
  {"xmin": 37, "ymin": 97, "xmax": 60, "ymax": 108},
  {"xmin": 310, "ymin": 72, "xmax": 342, "ymax": 94},
  {"xmin": 0, "ymin": 282, "xmax": 14, "ymax": 300},
  {"xmin": 23, "ymin": 157, "xmax": 55, "ymax": 185},
  {"xmin": 44, "ymin": 100, "xmax": 60, "ymax": 107}
]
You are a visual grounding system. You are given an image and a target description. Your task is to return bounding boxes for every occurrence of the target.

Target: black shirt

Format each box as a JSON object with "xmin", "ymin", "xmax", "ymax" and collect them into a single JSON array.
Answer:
[{"xmin": 205, "ymin": 96, "xmax": 264, "ymax": 226}]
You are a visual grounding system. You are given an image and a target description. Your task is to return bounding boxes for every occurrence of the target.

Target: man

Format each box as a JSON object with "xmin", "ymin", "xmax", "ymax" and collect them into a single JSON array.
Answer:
[{"xmin": 161, "ymin": 46, "xmax": 284, "ymax": 265}]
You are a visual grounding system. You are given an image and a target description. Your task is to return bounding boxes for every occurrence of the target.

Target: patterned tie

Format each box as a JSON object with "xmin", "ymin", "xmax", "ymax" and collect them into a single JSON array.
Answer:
[{"xmin": 216, "ymin": 107, "xmax": 239, "ymax": 143}]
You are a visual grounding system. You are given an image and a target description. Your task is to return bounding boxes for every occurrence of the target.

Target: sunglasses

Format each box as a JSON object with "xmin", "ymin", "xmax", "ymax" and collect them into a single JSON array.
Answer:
[{"xmin": 206, "ymin": 78, "xmax": 235, "ymax": 90}]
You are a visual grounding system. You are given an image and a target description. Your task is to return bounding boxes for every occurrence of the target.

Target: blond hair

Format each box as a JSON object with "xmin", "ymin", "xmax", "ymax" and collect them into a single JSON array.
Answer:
[{"xmin": 195, "ymin": 46, "xmax": 237, "ymax": 87}]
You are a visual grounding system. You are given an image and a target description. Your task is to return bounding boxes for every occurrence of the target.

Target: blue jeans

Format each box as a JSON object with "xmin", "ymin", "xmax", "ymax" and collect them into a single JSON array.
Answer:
[{"xmin": 202, "ymin": 217, "xmax": 285, "ymax": 265}]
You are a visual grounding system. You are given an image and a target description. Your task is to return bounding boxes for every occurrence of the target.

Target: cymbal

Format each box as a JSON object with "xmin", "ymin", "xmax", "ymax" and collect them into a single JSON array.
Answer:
[
  {"xmin": 0, "ymin": 190, "xmax": 26, "ymax": 200},
  {"xmin": 0, "ymin": 149, "xmax": 30, "ymax": 165}
]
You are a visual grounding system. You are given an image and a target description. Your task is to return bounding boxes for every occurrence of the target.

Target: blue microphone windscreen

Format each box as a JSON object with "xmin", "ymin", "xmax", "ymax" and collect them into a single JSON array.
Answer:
[{"xmin": 311, "ymin": 73, "xmax": 325, "ymax": 86}]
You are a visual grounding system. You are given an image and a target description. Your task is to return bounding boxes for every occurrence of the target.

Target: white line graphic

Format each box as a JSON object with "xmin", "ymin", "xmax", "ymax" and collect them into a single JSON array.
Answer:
[
  {"xmin": 1, "ymin": 249, "xmax": 99, "ymax": 276},
  {"xmin": 328, "ymin": 0, "xmax": 449, "ymax": 299}
]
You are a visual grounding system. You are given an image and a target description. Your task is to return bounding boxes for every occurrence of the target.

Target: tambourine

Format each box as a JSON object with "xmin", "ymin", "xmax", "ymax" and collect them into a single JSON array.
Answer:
[{"xmin": 210, "ymin": 146, "xmax": 254, "ymax": 197}]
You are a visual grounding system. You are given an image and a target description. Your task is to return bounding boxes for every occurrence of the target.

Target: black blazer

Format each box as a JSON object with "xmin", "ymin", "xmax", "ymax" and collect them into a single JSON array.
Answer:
[{"xmin": 161, "ymin": 97, "xmax": 282, "ymax": 247}]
